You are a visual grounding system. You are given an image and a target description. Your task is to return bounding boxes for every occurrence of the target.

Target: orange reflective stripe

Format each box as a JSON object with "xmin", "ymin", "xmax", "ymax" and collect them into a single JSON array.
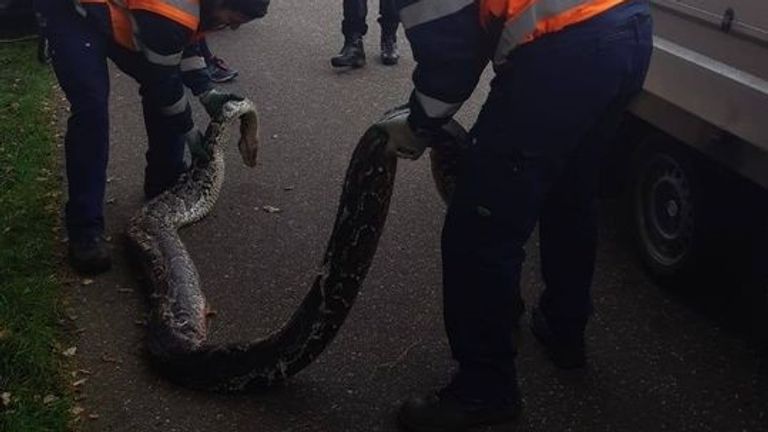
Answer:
[
  {"xmin": 529, "ymin": 0, "xmax": 626, "ymax": 39},
  {"xmin": 108, "ymin": 1, "xmax": 136, "ymax": 50},
  {"xmin": 78, "ymin": 0, "xmax": 108, "ymax": 3},
  {"xmin": 128, "ymin": 0, "xmax": 199, "ymax": 30},
  {"xmin": 482, "ymin": 0, "xmax": 628, "ymax": 63}
]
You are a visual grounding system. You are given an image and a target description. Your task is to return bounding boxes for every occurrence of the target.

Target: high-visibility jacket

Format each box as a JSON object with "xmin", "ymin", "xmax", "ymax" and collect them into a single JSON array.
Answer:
[
  {"xmin": 396, "ymin": 0, "xmax": 642, "ymax": 130},
  {"xmin": 77, "ymin": 0, "xmax": 200, "ymax": 51},
  {"xmin": 73, "ymin": 0, "xmax": 211, "ymax": 137}
]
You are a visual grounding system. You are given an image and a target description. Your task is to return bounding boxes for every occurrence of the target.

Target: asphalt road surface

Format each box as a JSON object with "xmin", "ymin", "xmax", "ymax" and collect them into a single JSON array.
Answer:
[{"xmin": 65, "ymin": 1, "xmax": 768, "ymax": 431}]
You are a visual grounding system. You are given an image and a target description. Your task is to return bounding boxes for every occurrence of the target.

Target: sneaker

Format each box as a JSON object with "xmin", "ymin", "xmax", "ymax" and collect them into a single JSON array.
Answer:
[
  {"xmin": 530, "ymin": 307, "xmax": 586, "ymax": 369},
  {"xmin": 68, "ymin": 236, "xmax": 111, "ymax": 275},
  {"xmin": 331, "ymin": 37, "xmax": 366, "ymax": 68},
  {"xmin": 398, "ymin": 386, "xmax": 522, "ymax": 432},
  {"xmin": 380, "ymin": 34, "xmax": 399, "ymax": 66},
  {"xmin": 208, "ymin": 56, "xmax": 238, "ymax": 83}
]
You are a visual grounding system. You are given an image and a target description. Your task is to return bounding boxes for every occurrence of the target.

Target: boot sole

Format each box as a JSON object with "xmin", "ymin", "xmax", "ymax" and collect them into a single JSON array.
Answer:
[{"xmin": 330, "ymin": 58, "xmax": 366, "ymax": 68}]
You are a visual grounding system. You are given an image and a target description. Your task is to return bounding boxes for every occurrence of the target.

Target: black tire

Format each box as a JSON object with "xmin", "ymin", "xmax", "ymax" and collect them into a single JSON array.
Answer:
[{"xmin": 630, "ymin": 134, "xmax": 711, "ymax": 288}]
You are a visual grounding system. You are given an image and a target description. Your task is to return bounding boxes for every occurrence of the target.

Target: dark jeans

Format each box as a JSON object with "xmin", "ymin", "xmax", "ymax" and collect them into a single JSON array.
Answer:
[
  {"xmin": 34, "ymin": 0, "xmax": 186, "ymax": 241},
  {"xmin": 442, "ymin": 1, "xmax": 653, "ymax": 401},
  {"xmin": 342, "ymin": 0, "xmax": 399, "ymax": 39}
]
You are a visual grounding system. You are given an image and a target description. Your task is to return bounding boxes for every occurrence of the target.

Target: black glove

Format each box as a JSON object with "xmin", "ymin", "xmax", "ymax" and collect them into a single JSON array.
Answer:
[{"xmin": 199, "ymin": 88, "xmax": 244, "ymax": 119}]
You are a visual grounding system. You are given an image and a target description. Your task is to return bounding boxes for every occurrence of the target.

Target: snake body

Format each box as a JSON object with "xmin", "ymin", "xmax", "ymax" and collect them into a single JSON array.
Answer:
[{"xmin": 126, "ymin": 99, "xmax": 463, "ymax": 392}]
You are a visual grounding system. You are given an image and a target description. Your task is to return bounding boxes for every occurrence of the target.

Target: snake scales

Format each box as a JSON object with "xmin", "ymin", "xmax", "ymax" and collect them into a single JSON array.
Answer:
[{"xmin": 125, "ymin": 99, "xmax": 464, "ymax": 392}]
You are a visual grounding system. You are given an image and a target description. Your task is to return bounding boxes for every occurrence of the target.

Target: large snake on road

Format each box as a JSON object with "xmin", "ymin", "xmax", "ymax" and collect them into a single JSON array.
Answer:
[{"xmin": 125, "ymin": 99, "xmax": 465, "ymax": 392}]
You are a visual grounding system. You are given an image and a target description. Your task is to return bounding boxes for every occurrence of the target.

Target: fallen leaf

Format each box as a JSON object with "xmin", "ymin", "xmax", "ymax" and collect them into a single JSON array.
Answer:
[
  {"xmin": 283, "ymin": 185, "xmax": 295, "ymax": 191},
  {"xmin": 1, "ymin": 392, "xmax": 11, "ymax": 407},
  {"xmin": 89, "ymin": 414, "xmax": 100, "ymax": 420},
  {"xmin": 43, "ymin": 395, "xmax": 58, "ymax": 405},
  {"xmin": 100, "ymin": 354, "xmax": 121, "ymax": 364},
  {"xmin": 117, "ymin": 288, "xmax": 133, "ymax": 294},
  {"xmin": 71, "ymin": 406, "xmax": 85, "ymax": 416},
  {"xmin": 62, "ymin": 346, "xmax": 77, "ymax": 357},
  {"xmin": 72, "ymin": 378, "xmax": 87, "ymax": 387},
  {"xmin": 81, "ymin": 279, "xmax": 94, "ymax": 287},
  {"xmin": 262, "ymin": 205, "xmax": 281, "ymax": 214}
]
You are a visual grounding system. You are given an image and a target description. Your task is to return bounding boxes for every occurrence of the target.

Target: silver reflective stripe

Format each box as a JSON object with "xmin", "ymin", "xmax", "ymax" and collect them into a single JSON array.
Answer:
[
  {"xmin": 73, "ymin": 0, "xmax": 87, "ymax": 16},
  {"xmin": 400, "ymin": 0, "xmax": 475, "ymax": 30},
  {"xmin": 161, "ymin": 93, "xmax": 189, "ymax": 116},
  {"xmin": 143, "ymin": 46, "xmax": 184, "ymax": 66},
  {"xmin": 181, "ymin": 56, "xmax": 207, "ymax": 72},
  {"xmin": 164, "ymin": 0, "xmax": 199, "ymax": 18},
  {"xmin": 415, "ymin": 90, "xmax": 463, "ymax": 119},
  {"xmin": 494, "ymin": 0, "xmax": 588, "ymax": 64}
]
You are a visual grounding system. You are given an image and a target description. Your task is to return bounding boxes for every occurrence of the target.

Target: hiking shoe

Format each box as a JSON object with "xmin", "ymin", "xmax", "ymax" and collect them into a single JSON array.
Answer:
[
  {"xmin": 530, "ymin": 307, "xmax": 586, "ymax": 369},
  {"xmin": 331, "ymin": 36, "xmax": 366, "ymax": 68},
  {"xmin": 380, "ymin": 34, "xmax": 399, "ymax": 66},
  {"xmin": 208, "ymin": 56, "xmax": 238, "ymax": 83},
  {"xmin": 68, "ymin": 236, "xmax": 111, "ymax": 275},
  {"xmin": 398, "ymin": 386, "xmax": 521, "ymax": 432}
]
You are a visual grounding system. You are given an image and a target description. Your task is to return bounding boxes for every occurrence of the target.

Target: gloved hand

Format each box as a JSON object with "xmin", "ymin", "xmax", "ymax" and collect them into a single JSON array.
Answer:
[
  {"xmin": 375, "ymin": 106, "xmax": 466, "ymax": 160},
  {"xmin": 199, "ymin": 88, "xmax": 244, "ymax": 119},
  {"xmin": 375, "ymin": 106, "xmax": 429, "ymax": 160},
  {"xmin": 185, "ymin": 128, "xmax": 210, "ymax": 163}
]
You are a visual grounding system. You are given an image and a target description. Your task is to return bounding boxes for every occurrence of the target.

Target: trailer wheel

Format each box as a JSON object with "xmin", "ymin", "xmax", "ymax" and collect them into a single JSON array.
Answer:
[{"xmin": 631, "ymin": 138, "xmax": 706, "ymax": 287}]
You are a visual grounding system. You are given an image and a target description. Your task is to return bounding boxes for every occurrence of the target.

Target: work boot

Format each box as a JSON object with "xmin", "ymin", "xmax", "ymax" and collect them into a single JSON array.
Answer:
[
  {"xmin": 530, "ymin": 307, "xmax": 586, "ymax": 369},
  {"xmin": 398, "ymin": 385, "xmax": 522, "ymax": 432},
  {"xmin": 207, "ymin": 56, "xmax": 238, "ymax": 83},
  {"xmin": 331, "ymin": 36, "xmax": 366, "ymax": 68},
  {"xmin": 380, "ymin": 33, "xmax": 399, "ymax": 66},
  {"xmin": 68, "ymin": 236, "xmax": 111, "ymax": 275}
]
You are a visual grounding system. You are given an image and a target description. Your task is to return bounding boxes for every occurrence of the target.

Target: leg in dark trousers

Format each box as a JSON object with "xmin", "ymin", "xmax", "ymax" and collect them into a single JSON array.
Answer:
[
  {"xmin": 342, "ymin": 0, "xmax": 368, "ymax": 39},
  {"xmin": 108, "ymin": 48, "xmax": 187, "ymax": 199},
  {"xmin": 378, "ymin": 0, "xmax": 399, "ymax": 37},
  {"xmin": 378, "ymin": 0, "xmax": 400, "ymax": 65},
  {"xmin": 34, "ymin": 0, "xmax": 110, "ymax": 242}
]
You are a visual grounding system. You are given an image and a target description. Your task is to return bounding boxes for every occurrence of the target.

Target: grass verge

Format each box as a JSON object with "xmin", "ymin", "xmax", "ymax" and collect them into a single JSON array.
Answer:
[{"xmin": 0, "ymin": 40, "xmax": 72, "ymax": 431}]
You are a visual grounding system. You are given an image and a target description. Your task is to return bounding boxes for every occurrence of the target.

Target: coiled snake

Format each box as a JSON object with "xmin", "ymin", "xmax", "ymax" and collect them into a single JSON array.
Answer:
[{"xmin": 126, "ymin": 99, "xmax": 464, "ymax": 392}]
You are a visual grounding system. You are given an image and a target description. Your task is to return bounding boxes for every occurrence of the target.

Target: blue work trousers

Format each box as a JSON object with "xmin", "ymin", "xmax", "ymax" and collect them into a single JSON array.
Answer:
[
  {"xmin": 442, "ymin": 1, "xmax": 653, "ymax": 401},
  {"xmin": 342, "ymin": 0, "xmax": 399, "ymax": 39},
  {"xmin": 34, "ymin": 0, "xmax": 186, "ymax": 242}
]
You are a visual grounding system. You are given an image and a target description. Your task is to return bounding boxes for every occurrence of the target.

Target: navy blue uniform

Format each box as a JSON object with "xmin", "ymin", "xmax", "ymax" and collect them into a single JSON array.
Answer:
[
  {"xmin": 34, "ymin": 0, "xmax": 211, "ymax": 242},
  {"xmin": 397, "ymin": 0, "xmax": 653, "ymax": 401},
  {"xmin": 342, "ymin": 0, "xmax": 400, "ymax": 39}
]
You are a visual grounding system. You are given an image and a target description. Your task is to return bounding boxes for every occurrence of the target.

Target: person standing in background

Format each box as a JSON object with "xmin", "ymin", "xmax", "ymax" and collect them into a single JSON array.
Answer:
[{"xmin": 331, "ymin": 0, "xmax": 400, "ymax": 68}]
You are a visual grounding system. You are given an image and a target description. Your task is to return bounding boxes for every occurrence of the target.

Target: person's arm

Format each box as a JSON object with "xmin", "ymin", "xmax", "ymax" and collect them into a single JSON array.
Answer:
[
  {"xmin": 397, "ymin": 0, "xmax": 491, "ymax": 131},
  {"xmin": 181, "ymin": 40, "xmax": 214, "ymax": 96},
  {"xmin": 131, "ymin": 11, "xmax": 195, "ymax": 136}
]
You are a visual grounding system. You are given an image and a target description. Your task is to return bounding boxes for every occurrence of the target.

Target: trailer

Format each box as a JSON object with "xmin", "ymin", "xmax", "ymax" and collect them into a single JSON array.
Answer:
[{"xmin": 616, "ymin": 0, "xmax": 768, "ymax": 288}]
